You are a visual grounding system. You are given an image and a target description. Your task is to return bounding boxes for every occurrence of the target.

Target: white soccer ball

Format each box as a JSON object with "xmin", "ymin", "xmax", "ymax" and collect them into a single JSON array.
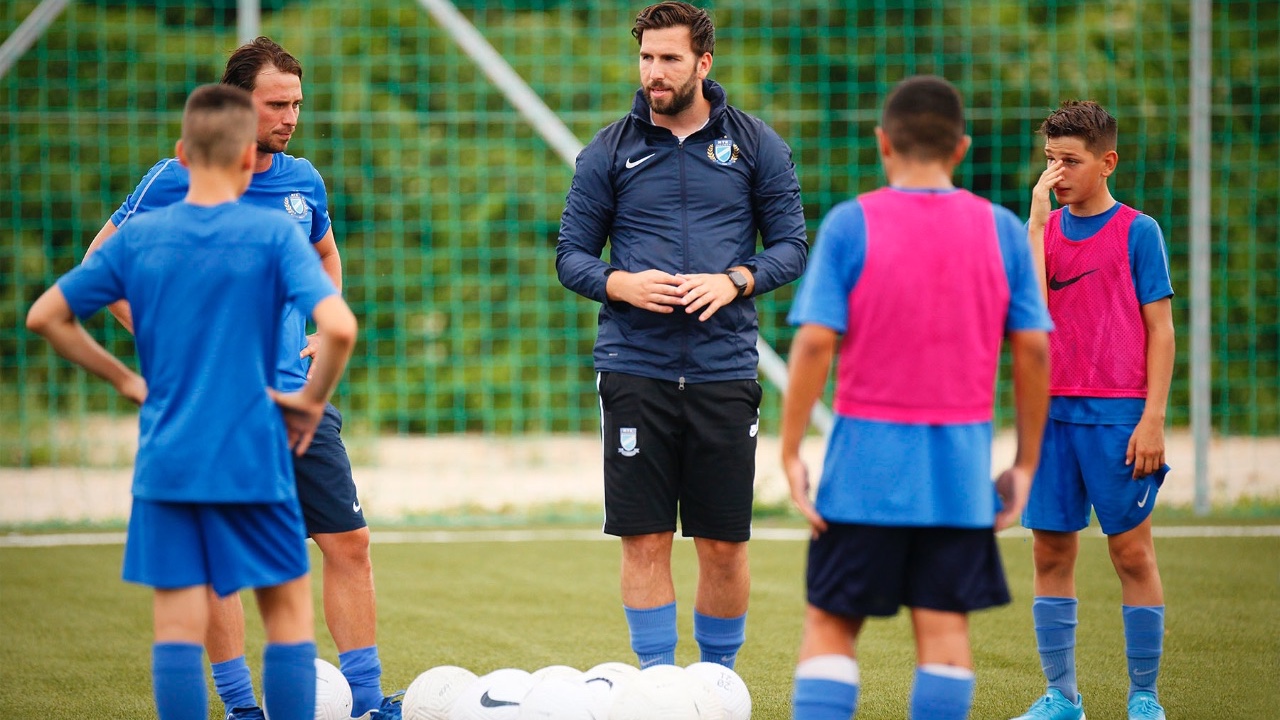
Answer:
[
  {"xmin": 609, "ymin": 664, "xmax": 724, "ymax": 720},
  {"xmin": 403, "ymin": 665, "xmax": 479, "ymax": 720},
  {"xmin": 516, "ymin": 676, "xmax": 600, "ymax": 720},
  {"xmin": 582, "ymin": 662, "xmax": 639, "ymax": 717},
  {"xmin": 529, "ymin": 665, "xmax": 582, "ymax": 683},
  {"xmin": 449, "ymin": 668, "xmax": 534, "ymax": 720},
  {"xmin": 314, "ymin": 658, "xmax": 354, "ymax": 720},
  {"xmin": 685, "ymin": 663, "xmax": 751, "ymax": 720}
]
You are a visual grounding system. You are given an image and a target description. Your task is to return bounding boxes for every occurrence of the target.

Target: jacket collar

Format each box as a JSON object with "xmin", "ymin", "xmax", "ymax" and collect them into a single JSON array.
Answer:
[{"xmin": 630, "ymin": 79, "xmax": 727, "ymax": 136}]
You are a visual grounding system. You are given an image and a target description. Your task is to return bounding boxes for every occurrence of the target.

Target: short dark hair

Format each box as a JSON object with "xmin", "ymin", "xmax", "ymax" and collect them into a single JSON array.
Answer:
[
  {"xmin": 181, "ymin": 84, "xmax": 256, "ymax": 167},
  {"xmin": 221, "ymin": 36, "xmax": 302, "ymax": 92},
  {"xmin": 1038, "ymin": 100, "xmax": 1118, "ymax": 155},
  {"xmin": 632, "ymin": 2, "xmax": 715, "ymax": 57},
  {"xmin": 880, "ymin": 75, "xmax": 966, "ymax": 162}
]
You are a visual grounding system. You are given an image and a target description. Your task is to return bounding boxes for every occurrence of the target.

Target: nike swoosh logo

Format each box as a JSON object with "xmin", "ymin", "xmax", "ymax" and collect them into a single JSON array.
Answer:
[
  {"xmin": 480, "ymin": 690, "xmax": 521, "ymax": 708},
  {"xmin": 1137, "ymin": 485, "xmax": 1152, "ymax": 508},
  {"xmin": 625, "ymin": 153, "xmax": 655, "ymax": 169},
  {"xmin": 352, "ymin": 500, "xmax": 362, "ymax": 513},
  {"xmin": 1048, "ymin": 268, "xmax": 1098, "ymax": 290}
]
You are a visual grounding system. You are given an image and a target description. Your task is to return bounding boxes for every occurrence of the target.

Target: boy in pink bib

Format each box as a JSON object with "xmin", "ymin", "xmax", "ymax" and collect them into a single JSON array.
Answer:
[{"xmin": 1013, "ymin": 101, "xmax": 1175, "ymax": 720}]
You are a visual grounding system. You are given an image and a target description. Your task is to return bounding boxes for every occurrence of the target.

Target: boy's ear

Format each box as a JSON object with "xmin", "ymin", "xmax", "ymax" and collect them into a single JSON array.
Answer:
[
  {"xmin": 874, "ymin": 126, "xmax": 892, "ymax": 158},
  {"xmin": 952, "ymin": 134, "xmax": 972, "ymax": 165},
  {"xmin": 175, "ymin": 140, "xmax": 188, "ymax": 168},
  {"xmin": 240, "ymin": 141, "xmax": 256, "ymax": 171},
  {"xmin": 1100, "ymin": 149, "xmax": 1118, "ymax": 177}
]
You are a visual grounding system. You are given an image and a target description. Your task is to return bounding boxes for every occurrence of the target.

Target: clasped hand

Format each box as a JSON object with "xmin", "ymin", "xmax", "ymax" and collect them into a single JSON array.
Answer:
[{"xmin": 608, "ymin": 269, "xmax": 740, "ymax": 321}]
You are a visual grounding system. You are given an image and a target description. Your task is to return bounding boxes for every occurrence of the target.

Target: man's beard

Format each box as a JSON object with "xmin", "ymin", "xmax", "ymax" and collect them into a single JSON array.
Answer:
[
  {"xmin": 258, "ymin": 137, "xmax": 289, "ymax": 154},
  {"xmin": 647, "ymin": 75, "xmax": 699, "ymax": 116}
]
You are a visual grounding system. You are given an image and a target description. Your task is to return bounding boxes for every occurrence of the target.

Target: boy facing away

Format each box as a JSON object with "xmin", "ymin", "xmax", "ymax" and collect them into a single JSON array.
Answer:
[
  {"xmin": 1012, "ymin": 100, "xmax": 1174, "ymax": 720},
  {"xmin": 26, "ymin": 84, "xmax": 358, "ymax": 720},
  {"xmin": 781, "ymin": 75, "xmax": 1052, "ymax": 720}
]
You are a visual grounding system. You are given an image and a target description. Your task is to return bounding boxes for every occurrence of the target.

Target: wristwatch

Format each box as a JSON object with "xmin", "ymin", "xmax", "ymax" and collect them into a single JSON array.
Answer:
[{"xmin": 724, "ymin": 268, "xmax": 749, "ymax": 298}]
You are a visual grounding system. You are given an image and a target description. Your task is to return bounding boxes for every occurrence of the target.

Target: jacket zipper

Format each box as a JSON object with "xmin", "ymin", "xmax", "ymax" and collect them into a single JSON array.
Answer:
[{"xmin": 678, "ymin": 135, "xmax": 690, "ymax": 389}]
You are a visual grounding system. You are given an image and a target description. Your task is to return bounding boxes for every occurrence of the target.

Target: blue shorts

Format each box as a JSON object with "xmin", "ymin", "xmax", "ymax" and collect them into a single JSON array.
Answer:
[
  {"xmin": 1022, "ymin": 418, "xmax": 1170, "ymax": 535},
  {"xmin": 122, "ymin": 497, "xmax": 309, "ymax": 597},
  {"xmin": 294, "ymin": 403, "xmax": 366, "ymax": 535},
  {"xmin": 806, "ymin": 523, "xmax": 1011, "ymax": 617}
]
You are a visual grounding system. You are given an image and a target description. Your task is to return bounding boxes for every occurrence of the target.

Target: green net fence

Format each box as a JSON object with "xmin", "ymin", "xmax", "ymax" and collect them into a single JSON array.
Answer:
[{"xmin": 3, "ymin": 0, "xmax": 1277, "ymax": 468}]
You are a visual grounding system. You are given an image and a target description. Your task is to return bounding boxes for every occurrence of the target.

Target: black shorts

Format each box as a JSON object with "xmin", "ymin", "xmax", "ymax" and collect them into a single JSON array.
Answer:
[
  {"xmin": 806, "ymin": 523, "xmax": 1011, "ymax": 617},
  {"xmin": 292, "ymin": 403, "xmax": 366, "ymax": 535},
  {"xmin": 597, "ymin": 371, "xmax": 761, "ymax": 542}
]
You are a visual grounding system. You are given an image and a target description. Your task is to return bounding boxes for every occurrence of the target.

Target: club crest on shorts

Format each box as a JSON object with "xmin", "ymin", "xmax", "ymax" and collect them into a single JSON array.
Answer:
[
  {"xmin": 708, "ymin": 137, "xmax": 740, "ymax": 165},
  {"xmin": 618, "ymin": 427, "xmax": 639, "ymax": 457},
  {"xmin": 284, "ymin": 192, "xmax": 309, "ymax": 218}
]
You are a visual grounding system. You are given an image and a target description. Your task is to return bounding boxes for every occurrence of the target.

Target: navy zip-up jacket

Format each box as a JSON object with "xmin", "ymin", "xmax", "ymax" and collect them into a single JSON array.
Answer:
[{"xmin": 556, "ymin": 80, "xmax": 808, "ymax": 384}]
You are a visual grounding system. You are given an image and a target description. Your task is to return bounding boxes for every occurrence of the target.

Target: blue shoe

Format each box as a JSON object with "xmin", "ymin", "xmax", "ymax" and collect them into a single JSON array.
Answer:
[
  {"xmin": 225, "ymin": 708, "xmax": 266, "ymax": 720},
  {"xmin": 1011, "ymin": 688, "xmax": 1086, "ymax": 720},
  {"xmin": 357, "ymin": 691, "xmax": 404, "ymax": 720},
  {"xmin": 1128, "ymin": 691, "xmax": 1166, "ymax": 720}
]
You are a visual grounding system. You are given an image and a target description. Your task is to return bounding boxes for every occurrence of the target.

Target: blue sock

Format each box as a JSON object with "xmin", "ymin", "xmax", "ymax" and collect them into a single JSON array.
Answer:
[
  {"xmin": 793, "ymin": 655, "xmax": 859, "ymax": 720},
  {"xmin": 340, "ymin": 645, "xmax": 385, "ymax": 715},
  {"xmin": 1123, "ymin": 605, "xmax": 1164, "ymax": 699},
  {"xmin": 211, "ymin": 655, "xmax": 258, "ymax": 712},
  {"xmin": 262, "ymin": 642, "xmax": 316, "ymax": 720},
  {"xmin": 1033, "ymin": 596, "xmax": 1079, "ymax": 701},
  {"xmin": 624, "ymin": 602, "xmax": 678, "ymax": 668},
  {"xmin": 693, "ymin": 611, "xmax": 746, "ymax": 669},
  {"xmin": 152, "ymin": 642, "xmax": 207, "ymax": 720},
  {"xmin": 909, "ymin": 664, "xmax": 975, "ymax": 720}
]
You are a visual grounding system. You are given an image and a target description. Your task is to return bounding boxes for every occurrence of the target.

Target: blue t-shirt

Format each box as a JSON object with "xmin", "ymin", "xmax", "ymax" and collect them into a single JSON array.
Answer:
[
  {"xmin": 1044, "ymin": 203, "xmax": 1174, "ymax": 424},
  {"xmin": 60, "ymin": 202, "xmax": 338, "ymax": 503},
  {"xmin": 789, "ymin": 189, "xmax": 1052, "ymax": 527},
  {"xmin": 111, "ymin": 154, "xmax": 333, "ymax": 392}
]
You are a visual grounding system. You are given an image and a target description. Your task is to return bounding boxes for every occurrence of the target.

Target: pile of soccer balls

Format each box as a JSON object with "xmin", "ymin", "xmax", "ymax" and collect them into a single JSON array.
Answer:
[{"xmin": 311, "ymin": 658, "xmax": 751, "ymax": 720}]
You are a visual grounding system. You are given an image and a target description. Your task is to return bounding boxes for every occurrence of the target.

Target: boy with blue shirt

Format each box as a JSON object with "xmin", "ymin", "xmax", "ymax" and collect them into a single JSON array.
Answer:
[
  {"xmin": 781, "ymin": 75, "xmax": 1052, "ymax": 720},
  {"xmin": 84, "ymin": 37, "xmax": 398, "ymax": 720},
  {"xmin": 1012, "ymin": 100, "xmax": 1175, "ymax": 720},
  {"xmin": 27, "ymin": 84, "xmax": 357, "ymax": 720}
]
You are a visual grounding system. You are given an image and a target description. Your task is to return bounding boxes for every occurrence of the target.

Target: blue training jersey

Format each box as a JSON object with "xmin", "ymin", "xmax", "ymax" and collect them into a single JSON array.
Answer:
[
  {"xmin": 60, "ymin": 202, "xmax": 338, "ymax": 503},
  {"xmin": 789, "ymin": 190, "xmax": 1052, "ymax": 527},
  {"xmin": 110, "ymin": 154, "xmax": 333, "ymax": 392},
  {"xmin": 1041, "ymin": 203, "xmax": 1174, "ymax": 425}
]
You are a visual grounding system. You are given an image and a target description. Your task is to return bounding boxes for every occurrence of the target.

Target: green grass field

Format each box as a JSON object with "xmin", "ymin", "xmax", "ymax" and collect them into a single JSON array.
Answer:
[{"xmin": 2, "ymin": 522, "xmax": 1278, "ymax": 719}]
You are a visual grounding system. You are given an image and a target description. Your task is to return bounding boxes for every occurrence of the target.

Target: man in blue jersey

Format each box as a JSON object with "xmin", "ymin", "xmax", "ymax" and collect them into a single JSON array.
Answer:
[
  {"xmin": 557, "ymin": 1, "xmax": 808, "ymax": 671},
  {"xmin": 781, "ymin": 76, "xmax": 1052, "ymax": 720},
  {"xmin": 28, "ymin": 83, "xmax": 358, "ymax": 720},
  {"xmin": 84, "ymin": 38, "xmax": 397, "ymax": 720}
]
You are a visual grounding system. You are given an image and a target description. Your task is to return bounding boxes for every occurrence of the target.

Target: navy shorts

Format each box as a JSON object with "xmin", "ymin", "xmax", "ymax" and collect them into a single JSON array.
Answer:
[
  {"xmin": 122, "ymin": 497, "xmax": 309, "ymax": 597},
  {"xmin": 1023, "ymin": 418, "xmax": 1170, "ymax": 535},
  {"xmin": 293, "ymin": 403, "xmax": 366, "ymax": 535},
  {"xmin": 597, "ymin": 372, "xmax": 761, "ymax": 542},
  {"xmin": 806, "ymin": 523, "xmax": 1011, "ymax": 617}
]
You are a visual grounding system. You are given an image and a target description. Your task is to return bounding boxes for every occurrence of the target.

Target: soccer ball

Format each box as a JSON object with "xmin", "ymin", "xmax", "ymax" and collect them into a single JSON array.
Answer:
[
  {"xmin": 403, "ymin": 665, "xmax": 479, "ymax": 720},
  {"xmin": 449, "ymin": 668, "xmax": 534, "ymax": 720},
  {"xmin": 314, "ymin": 658, "xmax": 354, "ymax": 720},
  {"xmin": 581, "ymin": 662, "xmax": 639, "ymax": 716},
  {"xmin": 685, "ymin": 663, "xmax": 751, "ymax": 720},
  {"xmin": 609, "ymin": 664, "xmax": 724, "ymax": 720},
  {"xmin": 516, "ymin": 676, "xmax": 600, "ymax": 720},
  {"xmin": 529, "ymin": 664, "xmax": 582, "ymax": 682}
]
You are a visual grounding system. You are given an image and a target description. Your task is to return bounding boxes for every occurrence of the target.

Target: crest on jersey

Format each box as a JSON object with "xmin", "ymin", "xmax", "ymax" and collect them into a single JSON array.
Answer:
[
  {"xmin": 284, "ymin": 192, "xmax": 309, "ymax": 218},
  {"xmin": 708, "ymin": 137, "xmax": 739, "ymax": 165},
  {"xmin": 618, "ymin": 428, "xmax": 639, "ymax": 457}
]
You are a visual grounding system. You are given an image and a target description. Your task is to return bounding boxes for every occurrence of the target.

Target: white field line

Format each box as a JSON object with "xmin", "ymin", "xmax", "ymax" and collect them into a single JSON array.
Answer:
[{"xmin": 2, "ymin": 525, "xmax": 1279, "ymax": 548}]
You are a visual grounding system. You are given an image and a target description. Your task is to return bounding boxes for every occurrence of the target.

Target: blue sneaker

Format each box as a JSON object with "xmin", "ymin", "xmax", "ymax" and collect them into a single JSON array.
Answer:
[
  {"xmin": 356, "ymin": 691, "xmax": 404, "ymax": 720},
  {"xmin": 1011, "ymin": 688, "xmax": 1086, "ymax": 720},
  {"xmin": 225, "ymin": 708, "xmax": 266, "ymax": 720},
  {"xmin": 1128, "ymin": 691, "xmax": 1166, "ymax": 720}
]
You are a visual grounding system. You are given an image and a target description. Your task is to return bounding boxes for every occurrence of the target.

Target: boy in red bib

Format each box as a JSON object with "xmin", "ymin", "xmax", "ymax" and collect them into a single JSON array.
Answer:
[{"xmin": 1013, "ymin": 101, "xmax": 1175, "ymax": 720}]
